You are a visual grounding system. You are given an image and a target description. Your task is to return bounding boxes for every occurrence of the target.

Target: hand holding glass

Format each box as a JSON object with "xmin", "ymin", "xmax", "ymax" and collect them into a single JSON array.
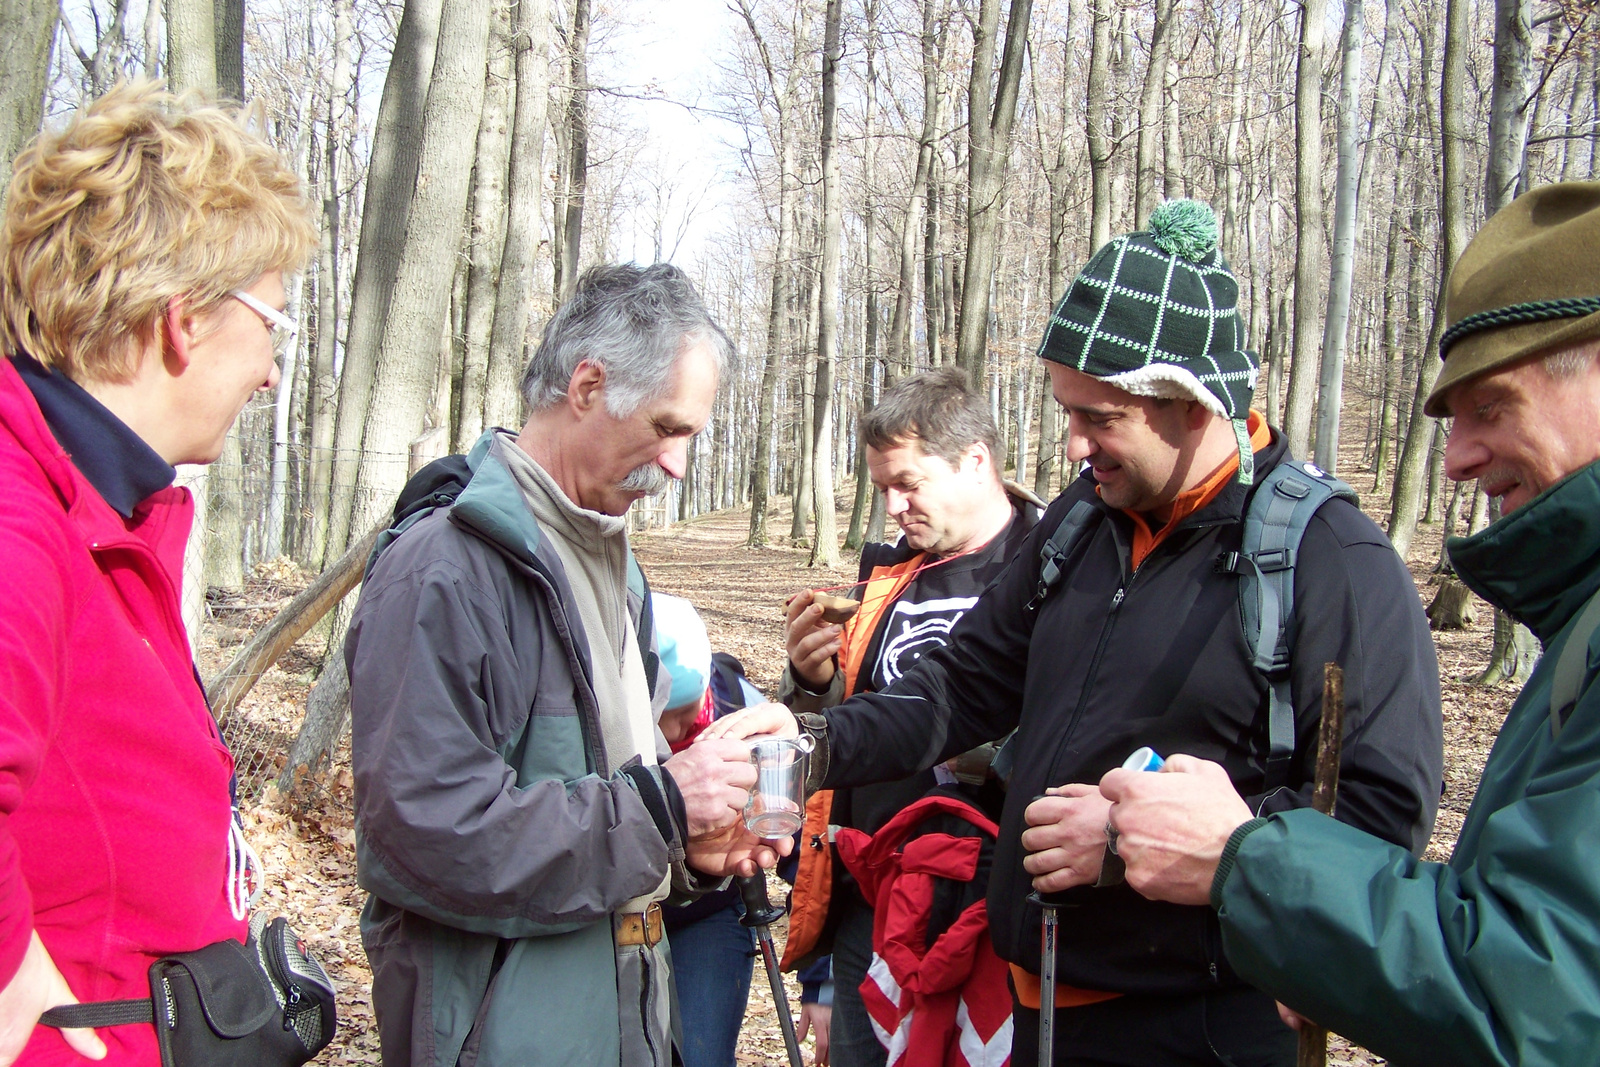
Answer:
[{"xmin": 744, "ymin": 734, "xmax": 814, "ymax": 839}]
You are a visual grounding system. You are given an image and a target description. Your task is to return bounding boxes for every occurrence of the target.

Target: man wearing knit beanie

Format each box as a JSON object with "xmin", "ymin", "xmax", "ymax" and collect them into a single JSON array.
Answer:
[
  {"xmin": 1105, "ymin": 182, "xmax": 1600, "ymax": 1067},
  {"xmin": 706, "ymin": 200, "xmax": 1442, "ymax": 1066}
]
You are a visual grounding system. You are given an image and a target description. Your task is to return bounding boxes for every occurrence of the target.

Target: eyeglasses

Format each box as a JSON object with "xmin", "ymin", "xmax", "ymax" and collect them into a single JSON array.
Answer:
[{"xmin": 231, "ymin": 289, "xmax": 300, "ymax": 354}]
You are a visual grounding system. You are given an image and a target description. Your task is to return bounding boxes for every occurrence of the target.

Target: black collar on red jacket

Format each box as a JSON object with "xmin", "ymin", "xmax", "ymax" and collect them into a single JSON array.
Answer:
[{"xmin": 10, "ymin": 353, "xmax": 175, "ymax": 518}]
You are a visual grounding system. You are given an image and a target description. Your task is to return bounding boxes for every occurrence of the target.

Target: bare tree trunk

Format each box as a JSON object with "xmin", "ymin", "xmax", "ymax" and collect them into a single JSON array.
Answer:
[
  {"xmin": 0, "ymin": 3, "xmax": 57, "ymax": 211},
  {"xmin": 348, "ymin": 0, "xmax": 495, "ymax": 542},
  {"xmin": 1220, "ymin": 19, "xmax": 1247, "ymax": 255},
  {"xmin": 739, "ymin": 0, "xmax": 808, "ymax": 547},
  {"xmin": 1133, "ymin": 0, "xmax": 1175, "ymax": 228},
  {"xmin": 791, "ymin": 260, "xmax": 819, "ymax": 543},
  {"xmin": 324, "ymin": 0, "xmax": 445, "ymax": 561},
  {"xmin": 1559, "ymin": 49, "xmax": 1593, "ymax": 181},
  {"xmin": 748, "ymin": 155, "xmax": 792, "ymax": 546},
  {"xmin": 1313, "ymin": 0, "xmax": 1365, "ymax": 474},
  {"xmin": 302, "ymin": 0, "xmax": 353, "ymax": 569},
  {"xmin": 924, "ymin": 178, "xmax": 943, "ymax": 367},
  {"xmin": 1475, "ymin": 0, "xmax": 1540, "ymax": 686},
  {"xmin": 1268, "ymin": 287, "xmax": 1288, "ymax": 424},
  {"xmin": 1485, "ymin": 0, "xmax": 1533, "ymax": 214},
  {"xmin": 1371, "ymin": 154, "xmax": 1407, "ymax": 489},
  {"xmin": 166, "ymin": 0, "xmax": 216, "ymax": 93},
  {"xmin": 166, "ymin": 0, "xmax": 219, "ymax": 649},
  {"xmin": 887, "ymin": 0, "xmax": 947, "ymax": 380},
  {"xmin": 483, "ymin": 0, "xmax": 552, "ymax": 433},
  {"xmin": 204, "ymin": 434, "xmax": 245, "ymax": 591},
  {"xmin": 265, "ymin": 281, "xmax": 301, "ymax": 562},
  {"xmin": 212, "ymin": 0, "xmax": 243, "ymax": 99},
  {"xmin": 954, "ymin": 0, "xmax": 1032, "ymax": 384},
  {"xmin": 454, "ymin": 0, "xmax": 515, "ymax": 451},
  {"xmin": 1516, "ymin": 16, "xmax": 1560, "ymax": 197},
  {"xmin": 1425, "ymin": 419, "xmax": 1445, "ymax": 521},
  {"xmin": 1281, "ymin": 0, "xmax": 1327, "ymax": 459},
  {"xmin": 1032, "ymin": 27, "xmax": 1072, "ymax": 497},
  {"xmin": 555, "ymin": 0, "xmax": 590, "ymax": 304},
  {"xmin": 1161, "ymin": 45, "xmax": 1183, "ymax": 199},
  {"xmin": 1395, "ymin": 198, "xmax": 1426, "ymax": 457},
  {"xmin": 810, "ymin": 0, "xmax": 844, "ymax": 569},
  {"xmin": 1085, "ymin": 0, "xmax": 1113, "ymax": 253},
  {"xmin": 142, "ymin": 0, "xmax": 161, "ymax": 77},
  {"xmin": 846, "ymin": 2, "xmax": 882, "ymax": 554},
  {"xmin": 1388, "ymin": 0, "xmax": 1466, "ymax": 561}
]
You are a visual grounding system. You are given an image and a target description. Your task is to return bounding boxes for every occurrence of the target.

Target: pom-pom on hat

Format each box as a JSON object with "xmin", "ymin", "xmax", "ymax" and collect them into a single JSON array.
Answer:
[
  {"xmin": 652, "ymin": 592, "xmax": 712, "ymax": 710},
  {"xmin": 1038, "ymin": 198, "xmax": 1261, "ymax": 483}
]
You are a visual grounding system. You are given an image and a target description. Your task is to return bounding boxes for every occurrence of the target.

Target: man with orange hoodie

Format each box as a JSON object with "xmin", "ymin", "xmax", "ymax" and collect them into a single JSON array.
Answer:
[{"xmin": 711, "ymin": 200, "xmax": 1443, "ymax": 1066}]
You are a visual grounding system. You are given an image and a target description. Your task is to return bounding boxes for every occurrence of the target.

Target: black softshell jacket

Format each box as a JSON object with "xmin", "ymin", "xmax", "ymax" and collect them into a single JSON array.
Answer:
[{"xmin": 820, "ymin": 431, "xmax": 1443, "ymax": 996}]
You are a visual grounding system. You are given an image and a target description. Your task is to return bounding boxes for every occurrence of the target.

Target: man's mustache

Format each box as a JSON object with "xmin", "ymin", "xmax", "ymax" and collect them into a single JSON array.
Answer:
[{"xmin": 619, "ymin": 461, "xmax": 673, "ymax": 496}]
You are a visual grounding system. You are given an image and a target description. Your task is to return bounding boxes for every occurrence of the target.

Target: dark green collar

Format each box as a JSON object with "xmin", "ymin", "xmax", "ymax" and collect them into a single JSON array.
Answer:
[{"xmin": 1449, "ymin": 458, "xmax": 1600, "ymax": 644}]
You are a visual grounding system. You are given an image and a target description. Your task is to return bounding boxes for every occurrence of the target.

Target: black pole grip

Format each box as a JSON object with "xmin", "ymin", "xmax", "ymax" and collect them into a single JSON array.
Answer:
[{"xmin": 737, "ymin": 874, "xmax": 787, "ymax": 928}]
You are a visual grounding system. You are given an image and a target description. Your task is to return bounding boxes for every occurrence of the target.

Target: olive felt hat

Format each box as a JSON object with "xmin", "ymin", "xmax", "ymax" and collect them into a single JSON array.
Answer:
[{"xmin": 1425, "ymin": 181, "xmax": 1600, "ymax": 417}]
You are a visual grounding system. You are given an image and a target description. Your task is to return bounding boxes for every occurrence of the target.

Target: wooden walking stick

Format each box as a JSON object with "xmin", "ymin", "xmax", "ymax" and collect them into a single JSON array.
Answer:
[{"xmin": 1297, "ymin": 662, "xmax": 1345, "ymax": 1067}]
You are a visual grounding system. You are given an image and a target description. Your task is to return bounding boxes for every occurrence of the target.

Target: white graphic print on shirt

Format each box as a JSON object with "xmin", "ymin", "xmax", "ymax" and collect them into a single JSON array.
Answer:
[{"xmin": 871, "ymin": 595, "xmax": 982, "ymax": 690}]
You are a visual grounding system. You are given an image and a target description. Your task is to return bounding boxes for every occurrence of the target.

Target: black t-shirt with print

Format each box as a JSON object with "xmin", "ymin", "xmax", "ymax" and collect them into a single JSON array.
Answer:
[{"xmin": 835, "ymin": 500, "xmax": 1036, "ymax": 841}]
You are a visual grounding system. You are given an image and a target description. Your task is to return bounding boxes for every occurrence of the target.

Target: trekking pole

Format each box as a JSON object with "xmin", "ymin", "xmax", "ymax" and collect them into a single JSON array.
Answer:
[
  {"xmin": 1297, "ymin": 663, "xmax": 1345, "ymax": 1067},
  {"xmin": 738, "ymin": 874, "xmax": 805, "ymax": 1067},
  {"xmin": 1026, "ymin": 889, "xmax": 1067, "ymax": 1067}
]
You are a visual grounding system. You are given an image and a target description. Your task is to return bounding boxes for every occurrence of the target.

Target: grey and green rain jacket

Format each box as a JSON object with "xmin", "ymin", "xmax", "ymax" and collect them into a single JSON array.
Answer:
[{"xmin": 346, "ymin": 431, "xmax": 706, "ymax": 1067}]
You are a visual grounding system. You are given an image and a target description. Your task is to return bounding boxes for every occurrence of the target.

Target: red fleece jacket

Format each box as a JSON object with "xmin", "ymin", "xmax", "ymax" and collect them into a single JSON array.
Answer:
[{"xmin": 0, "ymin": 358, "xmax": 243, "ymax": 1065}]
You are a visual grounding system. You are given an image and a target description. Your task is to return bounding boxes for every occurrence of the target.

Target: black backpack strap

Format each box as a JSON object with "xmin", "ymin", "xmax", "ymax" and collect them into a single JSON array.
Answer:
[
  {"xmin": 1219, "ymin": 462, "xmax": 1358, "ymax": 791},
  {"xmin": 1028, "ymin": 498, "xmax": 1101, "ymax": 611},
  {"xmin": 365, "ymin": 452, "xmax": 476, "ymax": 580},
  {"xmin": 710, "ymin": 652, "xmax": 753, "ymax": 710},
  {"xmin": 41, "ymin": 1000, "xmax": 154, "ymax": 1029},
  {"xmin": 1551, "ymin": 586, "xmax": 1600, "ymax": 739}
]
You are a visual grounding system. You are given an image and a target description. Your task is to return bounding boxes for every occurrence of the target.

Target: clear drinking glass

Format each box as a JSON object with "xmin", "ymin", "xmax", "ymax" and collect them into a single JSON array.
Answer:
[{"xmin": 743, "ymin": 734, "xmax": 815, "ymax": 839}]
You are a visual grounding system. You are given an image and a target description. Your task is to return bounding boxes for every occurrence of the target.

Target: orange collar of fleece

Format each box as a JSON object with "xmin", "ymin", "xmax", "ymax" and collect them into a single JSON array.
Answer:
[{"xmin": 1120, "ymin": 410, "xmax": 1271, "ymax": 571}]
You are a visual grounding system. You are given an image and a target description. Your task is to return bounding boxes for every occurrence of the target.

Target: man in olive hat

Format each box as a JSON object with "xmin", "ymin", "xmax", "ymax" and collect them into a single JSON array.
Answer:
[
  {"xmin": 1102, "ymin": 181, "xmax": 1600, "ymax": 1067},
  {"xmin": 706, "ymin": 200, "xmax": 1443, "ymax": 1065}
]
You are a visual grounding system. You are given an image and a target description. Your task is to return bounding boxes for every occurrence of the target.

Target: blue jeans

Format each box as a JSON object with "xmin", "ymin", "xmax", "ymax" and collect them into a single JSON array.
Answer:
[
  {"xmin": 669, "ymin": 904, "xmax": 757, "ymax": 1067},
  {"xmin": 830, "ymin": 895, "xmax": 888, "ymax": 1067}
]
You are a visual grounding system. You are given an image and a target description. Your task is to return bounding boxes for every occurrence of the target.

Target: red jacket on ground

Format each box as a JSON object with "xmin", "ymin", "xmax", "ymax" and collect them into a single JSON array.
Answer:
[{"xmin": 0, "ymin": 357, "xmax": 243, "ymax": 1065}]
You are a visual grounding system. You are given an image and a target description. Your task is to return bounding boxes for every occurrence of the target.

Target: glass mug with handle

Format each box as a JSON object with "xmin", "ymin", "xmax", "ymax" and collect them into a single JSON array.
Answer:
[{"xmin": 744, "ymin": 734, "xmax": 815, "ymax": 839}]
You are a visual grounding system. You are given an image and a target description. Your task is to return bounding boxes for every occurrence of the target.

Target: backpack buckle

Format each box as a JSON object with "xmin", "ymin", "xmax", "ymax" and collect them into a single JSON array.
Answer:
[{"xmin": 1252, "ymin": 548, "xmax": 1296, "ymax": 573}]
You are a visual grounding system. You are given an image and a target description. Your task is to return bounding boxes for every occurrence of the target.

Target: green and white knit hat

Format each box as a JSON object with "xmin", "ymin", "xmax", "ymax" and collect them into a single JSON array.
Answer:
[{"xmin": 1037, "ymin": 199, "xmax": 1260, "ymax": 483}]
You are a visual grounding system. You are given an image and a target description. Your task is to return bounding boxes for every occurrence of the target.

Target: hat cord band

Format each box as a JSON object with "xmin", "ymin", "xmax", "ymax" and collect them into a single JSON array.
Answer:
[{"xmin": 1440, "ymin": 296, "xmax": 1600, "ymax": 358}]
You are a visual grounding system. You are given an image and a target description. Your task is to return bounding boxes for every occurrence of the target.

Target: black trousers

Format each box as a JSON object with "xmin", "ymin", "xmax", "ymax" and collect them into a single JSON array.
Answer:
[{"xmin": 1010, "ymin": 986, "xmax": 1296, "ymax": 1067}]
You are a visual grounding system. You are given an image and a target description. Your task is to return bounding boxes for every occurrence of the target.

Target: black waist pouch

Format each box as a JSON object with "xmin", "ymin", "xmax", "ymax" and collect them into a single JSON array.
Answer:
[{"xmin": 40, "ymin": 914, "xmax": 336, "ymax": 1066}]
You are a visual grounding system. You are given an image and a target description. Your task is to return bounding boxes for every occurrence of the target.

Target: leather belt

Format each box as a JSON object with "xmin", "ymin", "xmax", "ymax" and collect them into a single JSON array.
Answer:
[{"xmin": 616, "ymin": 903, "xmax": 664, "ymax": 948}]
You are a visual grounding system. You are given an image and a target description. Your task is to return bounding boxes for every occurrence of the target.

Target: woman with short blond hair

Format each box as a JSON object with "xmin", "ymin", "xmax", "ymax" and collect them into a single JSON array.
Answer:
[{"xmin": 0, "ymin": 80, "xmax": 313, "ymax": 1066}]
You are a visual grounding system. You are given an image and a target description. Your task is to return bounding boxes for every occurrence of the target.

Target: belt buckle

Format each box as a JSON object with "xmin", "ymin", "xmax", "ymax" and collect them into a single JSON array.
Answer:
[{"xmin": 618, "ymin": 903, "xmax": 665, "ymax": 948}]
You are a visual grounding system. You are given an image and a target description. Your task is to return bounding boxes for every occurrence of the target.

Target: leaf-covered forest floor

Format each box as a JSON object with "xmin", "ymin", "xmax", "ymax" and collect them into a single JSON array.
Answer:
[{"xmin": 199, "ymin": 432, "xmax": 1513, "ymax": 1067}]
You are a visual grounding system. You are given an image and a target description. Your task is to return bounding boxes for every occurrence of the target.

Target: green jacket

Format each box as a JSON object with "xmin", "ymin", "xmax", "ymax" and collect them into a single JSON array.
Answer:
[{"xmin": 1213, "ymin": 459, "xmax": 1600, "ymax": 1066}]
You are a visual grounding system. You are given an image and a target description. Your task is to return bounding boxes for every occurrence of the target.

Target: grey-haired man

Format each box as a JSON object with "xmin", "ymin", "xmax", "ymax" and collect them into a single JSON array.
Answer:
[{"xmin": 347, "ymin": 264, "xmax": 787, "ymax": 1067}]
